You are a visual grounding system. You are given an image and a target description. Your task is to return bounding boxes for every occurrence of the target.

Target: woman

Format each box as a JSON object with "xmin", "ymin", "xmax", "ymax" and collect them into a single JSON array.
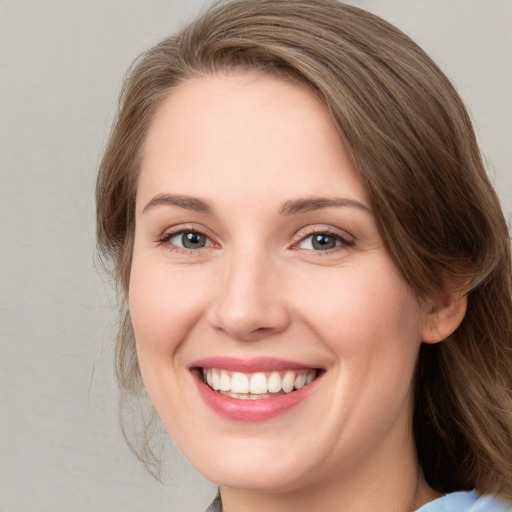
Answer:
[{"xmin": 96, "ymin": 1, "xmax": 512, "ymax": 510}]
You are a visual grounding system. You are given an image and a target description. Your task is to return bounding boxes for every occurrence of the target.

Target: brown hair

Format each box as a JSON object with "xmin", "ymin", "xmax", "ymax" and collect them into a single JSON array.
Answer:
[{"xmin": 96, "ymin": 0, "xmax": 512, "ymax": 497}]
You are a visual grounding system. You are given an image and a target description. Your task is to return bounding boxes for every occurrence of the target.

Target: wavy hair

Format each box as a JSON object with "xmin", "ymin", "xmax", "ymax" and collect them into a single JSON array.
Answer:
[{"xmin": 96, "ymin": 0, "xmax": 512, "ymax": 496}]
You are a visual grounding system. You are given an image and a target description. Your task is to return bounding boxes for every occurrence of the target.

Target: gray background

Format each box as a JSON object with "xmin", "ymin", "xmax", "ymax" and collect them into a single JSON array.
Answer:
[{"xmin": 1, "ymin": 1, "xmax": 510, "ymax": 511}]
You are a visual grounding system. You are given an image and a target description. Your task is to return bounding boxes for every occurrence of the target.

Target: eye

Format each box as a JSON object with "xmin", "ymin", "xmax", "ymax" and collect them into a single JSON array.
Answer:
[
  {"xmin": 163, "ymin": 230, "xmax": 212, "ymax": 250},
  {"xmin": 297, "ymin": 231, "xmax": 352, "ymax": 251}
]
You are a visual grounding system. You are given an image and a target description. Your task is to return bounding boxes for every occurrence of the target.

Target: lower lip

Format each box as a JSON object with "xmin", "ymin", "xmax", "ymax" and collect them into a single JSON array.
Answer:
[{"xmin": 193, "ymin": 370, "xmax": 321, "ymax": 422}]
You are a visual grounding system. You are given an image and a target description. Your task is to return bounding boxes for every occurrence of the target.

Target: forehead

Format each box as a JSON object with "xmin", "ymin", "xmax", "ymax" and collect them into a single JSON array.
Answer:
[{"xmin": 137, "ymin": 72, "xmax": 368, "ymax": 211}]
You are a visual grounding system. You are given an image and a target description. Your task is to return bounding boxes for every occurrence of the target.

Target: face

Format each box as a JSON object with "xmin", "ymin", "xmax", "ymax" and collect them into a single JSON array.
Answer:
[{"xmin": 130, "ymin": 73, "xmax": 430, "ymax": 494}]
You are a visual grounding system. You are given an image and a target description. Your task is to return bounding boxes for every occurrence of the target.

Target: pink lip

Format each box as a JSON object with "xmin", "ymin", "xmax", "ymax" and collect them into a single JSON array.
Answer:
[
  {"xmin": 190, "ymin": 357, "xmax": 322, "ymax": 422},
  {"xmin": 190, "ymin": 356, "xmax": 317, "ymax": 372}
]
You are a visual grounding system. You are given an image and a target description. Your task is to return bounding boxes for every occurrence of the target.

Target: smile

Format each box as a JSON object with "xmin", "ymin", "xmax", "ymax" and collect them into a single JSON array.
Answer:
[
  {"xmin": 202, "ymin": 368, "xmax": 317, "ymax": 399},
  {"xmin": 191, "ymin": 357, "xmax": 323, "ymax": 422}
]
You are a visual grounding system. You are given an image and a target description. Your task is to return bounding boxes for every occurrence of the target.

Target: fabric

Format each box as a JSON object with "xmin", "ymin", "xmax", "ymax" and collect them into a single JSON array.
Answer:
[
  {"xmin": 205, "ymin": 492, "xmax": 222, "ymax": 512},
  {"xmin": 416, "ymin": 491, "xmax": 511, "ymax": 512},
  {"xmin": 206, "ymin": 491, "xmax": 511, "ymax": 512}
]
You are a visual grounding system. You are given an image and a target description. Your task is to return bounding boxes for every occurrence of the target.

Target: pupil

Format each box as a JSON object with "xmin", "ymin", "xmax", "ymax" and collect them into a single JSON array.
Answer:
[
  {"xmin": 312, "ymin": 234, "xmax": 336, "ymax": 250},
  {"xmin": 182, "ymin": 232, "xmax": 206, "ymax": 249}
]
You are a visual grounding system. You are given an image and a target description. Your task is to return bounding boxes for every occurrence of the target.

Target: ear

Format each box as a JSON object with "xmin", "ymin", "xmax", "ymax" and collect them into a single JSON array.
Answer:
[{"xmin": 422, "ymin": 293, "xmax": 467, "ymax": 344}]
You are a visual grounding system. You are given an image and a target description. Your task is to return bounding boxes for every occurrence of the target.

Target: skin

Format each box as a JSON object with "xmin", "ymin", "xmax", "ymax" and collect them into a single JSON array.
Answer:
[{"xmin": 129, "ymin": 72, "xmax": 463, "ymax": 512}]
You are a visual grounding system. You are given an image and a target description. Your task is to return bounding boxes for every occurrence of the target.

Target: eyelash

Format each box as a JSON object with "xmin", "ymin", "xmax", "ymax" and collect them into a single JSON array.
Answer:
[
  {"xmin": 157, "ymin": 228, "xmax": 213, "ymax": 254},
  {"xmin": 157, "ymin": 227, "xmax": 354, "ymax": 254},
  {"xmin": 294, "ymin": 228, "xmax": 354, "ymax": 253}
]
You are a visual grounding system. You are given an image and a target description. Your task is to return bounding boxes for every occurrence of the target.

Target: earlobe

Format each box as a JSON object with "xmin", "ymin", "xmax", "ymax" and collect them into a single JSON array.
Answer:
[{"xmin": 422, "ymin": 294, "xmax": 468, "ymax": 344}]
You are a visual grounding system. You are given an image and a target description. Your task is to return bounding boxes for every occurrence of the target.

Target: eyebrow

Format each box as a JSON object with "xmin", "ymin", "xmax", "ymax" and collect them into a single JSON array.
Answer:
[
  {"xmin": 141, "ymin": 193, "xmax": 371, "ymax": 216},
  {"xmin": 279, "ymin": 197, "xmax": 371, "ymax": 215},
  {"xmin": 142, "ymin": 194, "xmax": 211, "ymax": 214}
]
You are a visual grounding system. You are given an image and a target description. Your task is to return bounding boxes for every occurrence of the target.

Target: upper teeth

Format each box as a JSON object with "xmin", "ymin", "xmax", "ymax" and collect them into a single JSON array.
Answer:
[{"xmin": 202, "ymin": 368, "xmax": 317, "ymax": 395}]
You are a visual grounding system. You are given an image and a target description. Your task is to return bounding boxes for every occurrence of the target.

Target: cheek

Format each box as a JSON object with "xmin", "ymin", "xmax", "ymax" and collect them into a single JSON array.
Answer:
[
  {"xmin": 127, "ymin": 257, "xmax": 212, "ymax": 425},
  {"xmin": 128, "ymin": 258, "xmax": 206, "ymax": 359},
  {"xmin": 299, "ymin": 267, "xmax": 424, "ymax": 437},
  {"xmin": 295, "ymin": 263, "xmax": 424, "ymax": 366}
]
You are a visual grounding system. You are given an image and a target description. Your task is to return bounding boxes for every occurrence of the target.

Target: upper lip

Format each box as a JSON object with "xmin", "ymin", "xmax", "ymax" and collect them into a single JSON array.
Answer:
[{"xmin": 190, "ymin": 357, "xmax": 320, "ymax": 373}]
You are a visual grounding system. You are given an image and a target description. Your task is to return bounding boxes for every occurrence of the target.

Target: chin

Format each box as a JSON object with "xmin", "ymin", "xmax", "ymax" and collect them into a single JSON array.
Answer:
[
  {"xmin": 203, "ymin": 460, "xmax": 306, "ymax": 493},
  {"xmin": 182, "ymin": 435, "xmax": 312, "ymax": 493}
]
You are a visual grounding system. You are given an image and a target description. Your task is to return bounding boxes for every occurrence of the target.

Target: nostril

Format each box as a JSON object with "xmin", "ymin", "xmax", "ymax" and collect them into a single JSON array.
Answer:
[{"xmin": 209, "ymin": 313, "xmax": 290, "ymax": 342}]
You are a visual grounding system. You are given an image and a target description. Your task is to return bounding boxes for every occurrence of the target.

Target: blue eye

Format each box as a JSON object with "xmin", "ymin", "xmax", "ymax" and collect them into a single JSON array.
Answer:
[
  {"xmin": 298, "ymin": 232, "xmax": 349, "ymax": 251},
  {"xmin": 167, "ymin": 231, "xmax": 211, "ymax": 249}
]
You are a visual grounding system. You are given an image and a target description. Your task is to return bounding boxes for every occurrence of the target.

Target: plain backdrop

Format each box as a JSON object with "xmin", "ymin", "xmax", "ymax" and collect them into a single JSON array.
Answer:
[{"xmin": 1, "ymin": 1, "xmax": 510, "ymax": 511}]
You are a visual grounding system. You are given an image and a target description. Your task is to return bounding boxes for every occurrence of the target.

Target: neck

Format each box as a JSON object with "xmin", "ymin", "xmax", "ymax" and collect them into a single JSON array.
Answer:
[{"xmin": 220, "ymin": 473, "xmax": 437, "ymax": 512}]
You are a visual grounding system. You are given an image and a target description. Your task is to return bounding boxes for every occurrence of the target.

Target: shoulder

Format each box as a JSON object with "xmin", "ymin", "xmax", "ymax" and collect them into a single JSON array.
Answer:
[{"xmin": 416, "ymin": 491, "xmax": 512, "ymax": 512}]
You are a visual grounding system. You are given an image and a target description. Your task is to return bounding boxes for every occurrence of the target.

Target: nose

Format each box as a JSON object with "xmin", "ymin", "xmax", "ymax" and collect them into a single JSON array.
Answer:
[{"xmin": 206, "ymin": 250, "xmax": 291, "ymax": 342}]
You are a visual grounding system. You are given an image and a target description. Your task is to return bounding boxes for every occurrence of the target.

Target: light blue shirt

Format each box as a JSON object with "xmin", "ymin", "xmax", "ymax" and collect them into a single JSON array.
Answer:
[
  {"xmin": 206, "ymin": 490, "xmax": 512, "ymax": 511},
  {"xmin": 416, "ymin": 491, "xmax": 511, "ymax": 512}
]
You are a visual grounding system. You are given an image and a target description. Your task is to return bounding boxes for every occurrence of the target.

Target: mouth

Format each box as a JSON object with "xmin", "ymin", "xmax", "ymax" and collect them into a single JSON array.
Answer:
[
  {"xmin": 200, "ymin": 367, "xmax": 318, "ymax": 400},
  {"xmin": 190, "ymin": 357, "xmax": 324, "ymax": 421}
]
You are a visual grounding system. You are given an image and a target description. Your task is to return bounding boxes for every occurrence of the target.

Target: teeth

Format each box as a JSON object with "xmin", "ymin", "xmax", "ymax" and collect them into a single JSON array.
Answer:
[
  {"xmin": 202, "ymin": 368, "xmax": 318, "ymax": 396},
  {"xmin": 219, "ymin": 371, "xmax": 231, "ymax": 392},
  {"xmin": 282, "ymin": 371, "xmax": 295, "ymax": 393},
  {"xmin": 267, "ymin": 372, "xmax": 282, "ymax": 393},
  {"xmin": 294, "ymin": 373, "xmax": 306, "ymax": 389},
  {"xmin": 211, "ymin": 370, "xmax": 220, "ymax": 391},
  {"xmin": 249, "ymin": 372, "xmax": 267, "ymax": 394},
  {"xmin": 231, "ymin": 372, "xmax": 249, "ymax": 394}
]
